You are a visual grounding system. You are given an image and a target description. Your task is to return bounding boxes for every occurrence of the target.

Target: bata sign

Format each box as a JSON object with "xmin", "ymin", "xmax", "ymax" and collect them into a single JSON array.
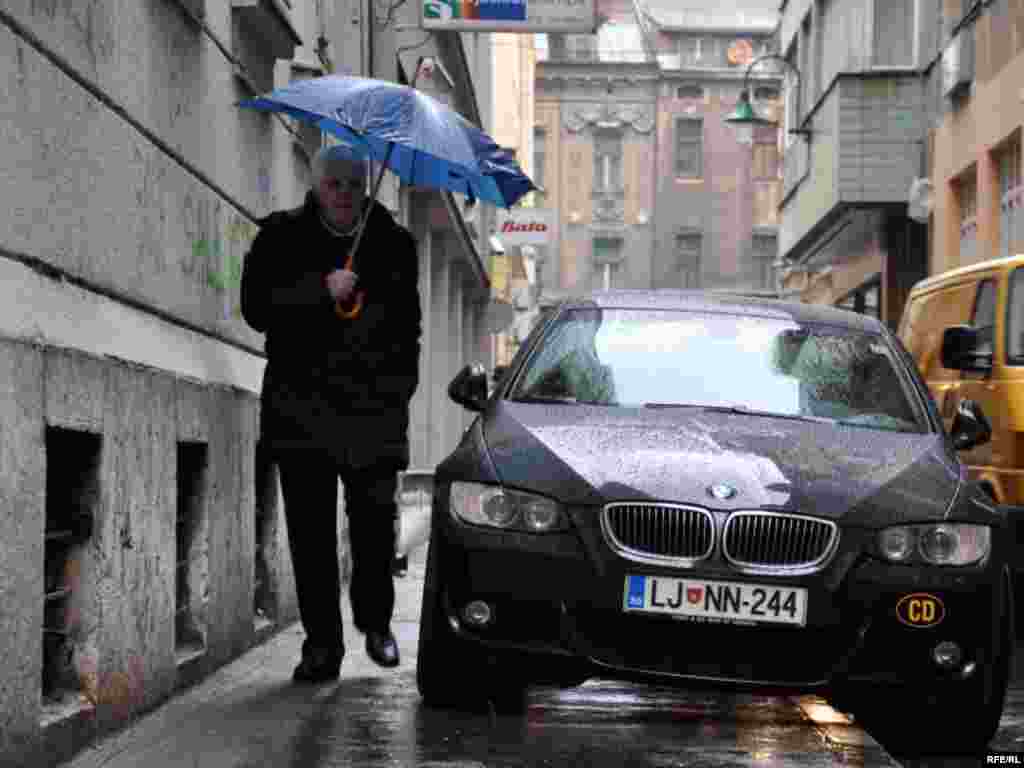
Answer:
[{"xmin": 495, "ymin": 209, "xmax": 552, "ymax": 245}]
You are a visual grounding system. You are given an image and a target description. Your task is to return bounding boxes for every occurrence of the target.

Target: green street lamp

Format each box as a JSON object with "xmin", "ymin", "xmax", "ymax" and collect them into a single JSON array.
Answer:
[{"xmin": 725, "ymin": 53, "xmax": 812, "ymax": 145}]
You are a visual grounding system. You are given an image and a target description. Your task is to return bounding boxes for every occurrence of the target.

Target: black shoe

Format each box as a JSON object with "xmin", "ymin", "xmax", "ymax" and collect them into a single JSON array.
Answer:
[
  {"xmin": 365, "ymin": 631, "xmax": 400, "ymax": 667},
  {"xmin": 292, "ymin": 648, "xmax": 342, "ymax": 683}
]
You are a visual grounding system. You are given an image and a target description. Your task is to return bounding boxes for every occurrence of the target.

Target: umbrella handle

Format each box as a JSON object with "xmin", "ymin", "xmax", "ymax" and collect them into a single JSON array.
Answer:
[
  {"xmin": 333, "ymin": 141, "xmax": 394, "ymax": 321},
  {"xmin": 334, "ymin": 289, "xmax": 364, "ymax": 319}
]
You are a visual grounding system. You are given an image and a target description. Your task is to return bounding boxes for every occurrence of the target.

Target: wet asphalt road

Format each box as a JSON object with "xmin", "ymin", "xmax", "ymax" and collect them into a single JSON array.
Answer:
[
  {"xmin": 280, "ymin": 677, "xmax": 897, "ymax": 768},
  {"xmin": 65, "ymin": 544, "xmax": 1024, "ymax": 768}
]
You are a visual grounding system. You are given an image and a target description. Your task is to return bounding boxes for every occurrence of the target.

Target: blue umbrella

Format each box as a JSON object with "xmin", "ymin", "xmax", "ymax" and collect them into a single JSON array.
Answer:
[
  {"xmin": 238, "ymin": 74, "xmax": 537, "ymax": 209},
  {"xmin": 239, "ymin": 74, "xmax": 537, "ymax": 320}
]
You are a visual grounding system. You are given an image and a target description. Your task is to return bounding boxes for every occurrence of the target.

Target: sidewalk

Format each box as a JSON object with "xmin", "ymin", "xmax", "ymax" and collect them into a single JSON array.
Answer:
[{"xmin": 59, "ymin": 547, "xmax": 428, "ymax": 768}]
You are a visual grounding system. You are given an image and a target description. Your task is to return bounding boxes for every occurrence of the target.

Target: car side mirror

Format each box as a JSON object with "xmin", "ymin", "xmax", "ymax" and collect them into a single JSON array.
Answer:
[
  {"xmin": 940, "ymin": 325, "xmax": 992, "ymax": 372},
  {"xmin": 950, "ymin": 399, "xmax": 992, "ymax": 451},
  {"xmin": 448, "ymin": 363, "xmax": 489, "ymax": 412}
]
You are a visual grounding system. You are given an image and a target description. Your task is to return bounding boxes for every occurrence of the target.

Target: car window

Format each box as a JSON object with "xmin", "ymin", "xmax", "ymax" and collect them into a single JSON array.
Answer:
[
  {"xmin": 971, "ymin": 279, "xmax": 997, "ymax": 357},
  {"xmin": 1008, "ymin": 268, "xmax": 1024, "ymax": 364},
  {"xmin": 508, "ymin": 308, "xmax": 927, "ymax": 433}
]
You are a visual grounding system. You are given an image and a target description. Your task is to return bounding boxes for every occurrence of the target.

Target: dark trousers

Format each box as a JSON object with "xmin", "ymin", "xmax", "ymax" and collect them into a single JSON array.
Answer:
[{"xmin": 277, "ymin": 454, "xmax": 400, "ymax": 656}]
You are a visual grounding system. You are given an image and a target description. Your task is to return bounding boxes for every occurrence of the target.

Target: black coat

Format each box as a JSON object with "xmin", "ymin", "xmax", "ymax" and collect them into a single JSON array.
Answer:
[{"xmin": 241, "ymin": 192, "xmax": 422, "ymax": 469}]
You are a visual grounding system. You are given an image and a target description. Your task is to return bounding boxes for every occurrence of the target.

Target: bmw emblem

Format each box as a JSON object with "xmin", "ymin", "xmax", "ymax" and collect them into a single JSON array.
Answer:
[{"xmin": 708, "ymin": 483, "xmax": 737, "ymax": 501}]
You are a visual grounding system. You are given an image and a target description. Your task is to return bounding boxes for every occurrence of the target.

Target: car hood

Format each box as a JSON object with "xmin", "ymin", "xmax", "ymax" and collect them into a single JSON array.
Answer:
[{"xmin": 483, "ymin": 402, "xmax": 965, "ymax": 526}]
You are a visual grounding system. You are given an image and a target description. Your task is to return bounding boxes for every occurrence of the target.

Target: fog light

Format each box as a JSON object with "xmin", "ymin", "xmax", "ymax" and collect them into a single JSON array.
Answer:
[
  {"xmin": 463, "ymin": 600, "xmax": 493, "ymax": 627},
  {"xmin": 932, "ymin": 641, "xmax": 962, "ymax": 669}
]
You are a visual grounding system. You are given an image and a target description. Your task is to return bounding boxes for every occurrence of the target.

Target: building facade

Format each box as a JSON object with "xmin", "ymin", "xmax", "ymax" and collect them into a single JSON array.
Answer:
[
  {"xmin": 642, "ymin": 0, "xmax": 783, "ymax": 294},
  {"xmin": 534, "ymin": 0, "xmax": 660, "ymax": 300},
  {"xmin": 776, "ymin": 0, "xmax": 942, "ymax": 329},
  {"xmin": 929, "ymin": 0, "xmax": 1024, "ymax": 277},
  {"xmin": 533, "ymin": 0, "xmax": 783, "ymax": 313},
  {"xmin": 0, "ymin": 1, "xmax": 491, "ymax": 764},
  {"xmin": 486, "ymin": 32, "xmax": 542, "ymax": 369}
]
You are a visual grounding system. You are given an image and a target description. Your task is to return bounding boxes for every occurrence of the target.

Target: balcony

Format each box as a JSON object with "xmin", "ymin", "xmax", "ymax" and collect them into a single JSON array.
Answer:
[{"xmin": 780, "ymin": 72, "xmax": 925, "ymax": 256}]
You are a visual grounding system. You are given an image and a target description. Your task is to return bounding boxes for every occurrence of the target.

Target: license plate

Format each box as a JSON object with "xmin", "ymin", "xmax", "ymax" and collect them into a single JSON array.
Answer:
[{"xmin": 623, "ymin": 575, "xmax": 808, "ymax": 627}]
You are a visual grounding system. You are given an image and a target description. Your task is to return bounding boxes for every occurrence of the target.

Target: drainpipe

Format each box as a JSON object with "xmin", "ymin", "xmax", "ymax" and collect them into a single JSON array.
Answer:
[{"xmin": 366, "ymin": 0, "xmax": 374, "ymax": 77}]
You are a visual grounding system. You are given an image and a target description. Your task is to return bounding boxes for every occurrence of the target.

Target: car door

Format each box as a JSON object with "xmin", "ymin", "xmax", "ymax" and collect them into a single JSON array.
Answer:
[{"xmin": 957, "ymin": 277, "xmax": 1000, "ymax": 478}]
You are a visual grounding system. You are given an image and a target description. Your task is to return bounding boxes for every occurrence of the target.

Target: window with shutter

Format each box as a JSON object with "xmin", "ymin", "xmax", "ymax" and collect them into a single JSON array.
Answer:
[
  {"xmin": 997, "ymin": 133, "xmax": 1023, "ymax": 257},
  {"xmin": 594, "ymin": 131, "xmax": 623, "ymax": 195},
  {"xmin": 958, "ymin": 169, "xmax": 979, "ymax": 263},
  {"xmin": 675, "ymin": 233, "xmax": 703, "ymax": 288},
  {"xmin": 534, "ymin": 127, "xmax": 547, "ymax": 205},
  {"xmin": 752, "ymin": 234, "xmax": 778, "ymax": 290},
  {"xmin": 675, "ymin": 119, "xmax": 703, "ymax": 178}
]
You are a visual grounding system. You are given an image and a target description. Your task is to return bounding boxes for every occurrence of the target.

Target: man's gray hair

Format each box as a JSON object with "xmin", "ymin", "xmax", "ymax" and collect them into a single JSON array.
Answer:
[{"xmin": 311, "ymin": 142, "xmax": 369, "ymax": 186}]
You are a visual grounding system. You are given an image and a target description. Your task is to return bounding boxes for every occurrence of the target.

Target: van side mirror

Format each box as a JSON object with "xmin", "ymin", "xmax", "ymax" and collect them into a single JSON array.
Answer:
[
  {"xmin": 448, "ymin": 363, "xmax": 489, "ymax": 412},
  {"xmin": 950, "ymin": 399, "xmax": 992, "ymax": 451},
  {"xmin": 940, "ymin": 325, "xmax": 992, "ymax": 372}
]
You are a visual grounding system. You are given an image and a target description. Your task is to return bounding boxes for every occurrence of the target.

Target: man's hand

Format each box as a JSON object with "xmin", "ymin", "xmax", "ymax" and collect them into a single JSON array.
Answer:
[{"xmin": 326, "ymin": 269, "xmax": 358, "ymax": 303}]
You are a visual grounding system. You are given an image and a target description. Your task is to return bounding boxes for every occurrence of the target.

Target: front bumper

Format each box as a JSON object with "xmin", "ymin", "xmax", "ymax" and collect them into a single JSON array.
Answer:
[{"xmin": 435, "ymin": 505, "xmax": 1005, "ymax": 694}]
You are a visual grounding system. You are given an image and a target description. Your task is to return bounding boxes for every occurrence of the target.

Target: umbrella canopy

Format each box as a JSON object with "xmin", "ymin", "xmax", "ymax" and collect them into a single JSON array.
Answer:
[{"xmin": 239, "ymin": 75, "xmax": 537, "ymax": 208}]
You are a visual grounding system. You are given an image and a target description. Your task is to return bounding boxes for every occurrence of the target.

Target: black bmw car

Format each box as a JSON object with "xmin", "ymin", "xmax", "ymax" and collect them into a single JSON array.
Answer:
[{"xmin": 416, "ymin": 290, "xmax": 1012, "ymax": 754}]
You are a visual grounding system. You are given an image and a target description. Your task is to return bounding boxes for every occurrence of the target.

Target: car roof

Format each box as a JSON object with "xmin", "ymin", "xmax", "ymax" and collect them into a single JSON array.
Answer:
[
  {"xmin": 554, "ymin": 290, "xmax": 885, "ymax": 333},
  {"xmin": 908, "ymin": 253, "xmax": 1024, "ymax": 295}
]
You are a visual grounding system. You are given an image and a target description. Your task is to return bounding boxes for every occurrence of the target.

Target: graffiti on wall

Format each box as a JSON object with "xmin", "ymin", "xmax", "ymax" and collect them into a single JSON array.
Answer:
[{"xmin": 183, "ymin": 193, "xmax": 259, "ymax": 320}]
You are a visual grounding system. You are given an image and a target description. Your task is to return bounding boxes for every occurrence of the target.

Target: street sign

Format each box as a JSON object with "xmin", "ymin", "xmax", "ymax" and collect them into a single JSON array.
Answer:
[
  {"xmin": 495, "ymin": 209, "xmax": 553, "ymax": 246},
  {"xmin": 421, "ymin": 0, "xmax": 597, "ymax": 33}
]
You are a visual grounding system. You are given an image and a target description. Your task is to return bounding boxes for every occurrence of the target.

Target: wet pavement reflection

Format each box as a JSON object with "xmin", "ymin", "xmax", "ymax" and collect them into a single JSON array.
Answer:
[
  {"xmin": 63, "ymin": 545, "xmax": 1024, "ymax": 768},
  {"xmin": 283, "ymin": 674, "xmax": 896, "ymax": 768}
]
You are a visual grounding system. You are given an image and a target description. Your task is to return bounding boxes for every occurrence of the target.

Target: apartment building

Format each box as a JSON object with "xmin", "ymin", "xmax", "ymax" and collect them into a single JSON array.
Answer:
[{"xmin": 776, "ymin": 0, "xmax": 943, "ymax": 328}]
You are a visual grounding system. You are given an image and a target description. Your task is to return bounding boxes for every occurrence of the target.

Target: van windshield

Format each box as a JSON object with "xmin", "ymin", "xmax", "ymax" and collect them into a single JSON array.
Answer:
[{"xmin": 509, "ymin": 308, "xmax": 928, "ymax": 433}]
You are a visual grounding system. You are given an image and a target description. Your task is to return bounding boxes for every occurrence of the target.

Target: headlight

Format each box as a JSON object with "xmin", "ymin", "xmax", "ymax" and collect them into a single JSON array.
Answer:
[
  {"xmin": 879, "ymin": 527, "xmax": 913, "ymax": 562},
  {"xmin": 876, "ymin": 524, "xmax": 991, "ymax": 566},
  {"xmin": 449, "ymin": 482, "xmax": 567, "ymax": 532}
]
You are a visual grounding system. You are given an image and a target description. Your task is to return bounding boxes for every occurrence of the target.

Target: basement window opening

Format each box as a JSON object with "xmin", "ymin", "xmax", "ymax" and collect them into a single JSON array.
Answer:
[
  {"xmin": 42, "ymin": 428, "xmax": 101, "ymax": 716},
  {"xmin": 176, "ymin": 442, "xmax": 209, "ymax": 664},
  {"xmin": 253, "ymin": 442, "xmax": 278, "ymax": 629}
]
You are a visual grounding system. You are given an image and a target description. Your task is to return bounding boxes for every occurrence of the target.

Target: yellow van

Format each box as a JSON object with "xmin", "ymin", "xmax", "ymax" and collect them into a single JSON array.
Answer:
[{"xmin": 898, "ymin": 254, "xmax": 1024, "ymax": 508}]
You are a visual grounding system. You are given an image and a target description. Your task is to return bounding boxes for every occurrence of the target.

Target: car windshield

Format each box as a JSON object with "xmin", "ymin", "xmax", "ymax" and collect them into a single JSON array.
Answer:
[{"xmin": 507, "ymin": 308, "xmax": 927, "ymax": 433}]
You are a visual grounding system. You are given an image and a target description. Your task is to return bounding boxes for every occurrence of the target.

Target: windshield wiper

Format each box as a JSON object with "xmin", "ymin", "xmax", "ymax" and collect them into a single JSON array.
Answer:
[
  {"xmin": 643, "ymin": 403, "xmax": 835, "ymax": 425},
  {"xmin": 511, "ymin": 394, "xmax": 580, "ymax": 405}
]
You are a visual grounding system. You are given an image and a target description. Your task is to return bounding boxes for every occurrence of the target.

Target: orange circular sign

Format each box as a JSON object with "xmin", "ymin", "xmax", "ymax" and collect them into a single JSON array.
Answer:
[
  {"xmin": 727, "ymin": 39, "xmax": 754, "ymax": 66},
  {"xmin": 895, "ymin": 593, "xmax": 946, "ymax": 628}
]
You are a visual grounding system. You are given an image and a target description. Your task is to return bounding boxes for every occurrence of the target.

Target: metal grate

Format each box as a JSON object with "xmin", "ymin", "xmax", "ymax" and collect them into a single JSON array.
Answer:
[
  {"xmin": 601, "ymin": 503, "xmax": 714, "ymax": 565},
  {"xmin": 722, "ymin": 512, "xmax": 838, "ymax": 573}
]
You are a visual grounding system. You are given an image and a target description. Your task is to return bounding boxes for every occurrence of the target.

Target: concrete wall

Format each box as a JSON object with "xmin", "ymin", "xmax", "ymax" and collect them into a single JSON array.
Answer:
[
  {"xmin": 836, "ymin": 75, "xmax": 925, "ymax": 205},
  {"xmin": 778, "ymin": 88, "xmax": 839, "ymax": 258},
  {"xmin": 0, "ymin": 337, "xmax": 296, "ymax": 766}
]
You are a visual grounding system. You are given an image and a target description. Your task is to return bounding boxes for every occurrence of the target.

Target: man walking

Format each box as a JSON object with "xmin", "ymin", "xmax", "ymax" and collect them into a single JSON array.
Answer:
[{"xmin": 241, "ymin": 143, "xmax": 421, "ymax": 683}]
